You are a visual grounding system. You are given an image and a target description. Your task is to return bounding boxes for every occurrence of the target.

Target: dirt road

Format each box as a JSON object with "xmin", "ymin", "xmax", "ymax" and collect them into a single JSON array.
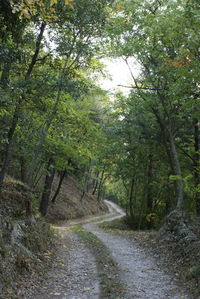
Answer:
[
  {"xmin": 84, "ymin": 202, "xmax": 191, "ymax": 298},
  {"xmin": 22, "ymin": 201, "xmax": 191, "ymax": 299}
]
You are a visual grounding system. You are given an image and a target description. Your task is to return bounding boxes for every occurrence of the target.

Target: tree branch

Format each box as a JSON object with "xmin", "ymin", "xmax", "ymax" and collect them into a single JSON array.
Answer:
[
  {"xmin": 175, "ymin": 143, "xmax": 195, "ymax": 163},
  {"xmin": 117, "ymin": 84, "xmax": 167, "ymax": 91}
]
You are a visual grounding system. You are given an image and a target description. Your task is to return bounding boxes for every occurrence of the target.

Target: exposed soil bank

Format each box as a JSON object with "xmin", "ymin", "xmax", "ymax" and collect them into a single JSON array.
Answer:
[{"xmin": 46, "ymin": 175, "xmax": 108, "ymax": 223}]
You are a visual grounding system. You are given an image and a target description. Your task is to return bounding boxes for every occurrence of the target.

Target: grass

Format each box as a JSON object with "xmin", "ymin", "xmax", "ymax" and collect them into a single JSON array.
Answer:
[
  {"xmin": 75, "ymin": 212, "xmax": 119, "ymax": 226},
  {"xmin": 72, "ymin": 225, "xmax": 126, "ymax": 299},
  {"xmin": 185, "ymin": 265, "xmax": 200, "ymax": 280},
  {"xmin": 99, "ymin": 217, "xmax": 131, "ymax": 233}
]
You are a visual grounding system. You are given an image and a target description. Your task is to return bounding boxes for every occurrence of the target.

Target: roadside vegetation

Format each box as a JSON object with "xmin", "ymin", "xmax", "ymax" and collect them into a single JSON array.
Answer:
[
  {"xmin": 0, "ymin": 0, "xmax": 199, "ymax": 296},
  {"xmin": 0, "ymin": 176, "xmax": 54, "ymax": 295}
]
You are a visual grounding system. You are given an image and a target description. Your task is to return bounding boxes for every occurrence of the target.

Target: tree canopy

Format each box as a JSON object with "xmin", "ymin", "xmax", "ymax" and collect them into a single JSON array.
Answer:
[{"xmin": 0, "ymin": 0, "xmax": 199, "ymax": 222}]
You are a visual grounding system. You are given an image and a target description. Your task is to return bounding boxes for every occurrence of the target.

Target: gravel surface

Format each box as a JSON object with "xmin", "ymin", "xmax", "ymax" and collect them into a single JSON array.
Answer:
[
  {"xmin": 13, "ymin": 201, "xmax": 193, "ymax": 299},
  {"xmin": 84, "ymin": 201, "xmax": 192, "ymax": 299},
  {"xmin": 26, "ymin": 229, "xmax": 99, "ymax": 299}
]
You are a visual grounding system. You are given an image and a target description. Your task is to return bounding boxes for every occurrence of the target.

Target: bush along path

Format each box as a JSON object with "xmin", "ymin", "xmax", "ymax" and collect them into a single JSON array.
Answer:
[{"xmin": 20, "ymin": 201, "xmax": 192, "ymax": 299}]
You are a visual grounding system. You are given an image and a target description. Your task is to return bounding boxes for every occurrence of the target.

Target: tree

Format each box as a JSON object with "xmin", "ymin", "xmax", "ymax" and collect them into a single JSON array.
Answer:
[
  {"xmin": 0, "ymin": 0, "xmax": 112, "ymax": 190},
  {"xmin": 104, "ymin": 0, "xmax": 200, "ymax": 215}
]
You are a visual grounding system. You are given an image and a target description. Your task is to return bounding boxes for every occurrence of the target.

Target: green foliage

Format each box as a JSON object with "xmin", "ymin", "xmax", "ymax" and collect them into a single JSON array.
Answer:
[
  {"xmin": 185, "ymin": 265, "xmax": 200, "ymax": 280},
  {"xmin": 0, "ymin": 0, "xmax": 200, "ymax": 229},
  {"xmin": 99, "ymin": 0, "xmax": 200, "ymax": 224},
  {"xmin": 99, "ymin": 217, "xmax": 131, "ymax": 231},
  {"xmin": 0, "ymin": 0, "xmax": 113, "ymax": 212}
]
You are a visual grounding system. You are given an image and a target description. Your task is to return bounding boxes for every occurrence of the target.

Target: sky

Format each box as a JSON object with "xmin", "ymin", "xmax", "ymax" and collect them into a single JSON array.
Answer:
[{"xmin": 99, "ymin": 57, "xmax": 141, "ymax": 95}]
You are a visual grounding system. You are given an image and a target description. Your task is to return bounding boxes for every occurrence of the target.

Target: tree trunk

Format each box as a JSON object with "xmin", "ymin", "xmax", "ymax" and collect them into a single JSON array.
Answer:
[
  {"xmin": 80, "ymin": 191, "xmax": 85, "ymax": 202},
  {"xmin": 25, "ymin": 23, "xmax": 46, "ymax": 80},
  {"xmin": 0, "ymin": 61, "xmax": 11, "ymax": 88},
  {"xmin": 33, "ymin": 162, "xmax": 44, "ymax": 188},
  {"xmin": 80, "ymin": 162, "xmax": 92, "ymax": 201},
  {"xmin": 0, "ymin": 101, "xmax": 21, "ymax": 187},
  {"xmin": 129, "ymin": 176, "xmax": 135, "ymax": 219},
  {"xmin": 168, "ymin": 129, "xmax": 184, "ymax": 210},
  {"xmin": 51, "ymin": 169, "xmax": 67, "ymax": 204},
  {"xmin": 97, "ymin": 168, "xmax": 105, "ymax": 202},
  {"xmin": 25, "ymin": 197, "xmax": 33, "ymax": 225},
  {"xmin": 92, "ymin": 170, "xmax": 100, "ymax": 195},
  {"xmin": 152, "ymin": 107, "xmax": 181, "ymax": 209},
  {"xmin": 27, "ymin": 77, "xmax": 63, "ymax": 186},
  {"xmin": 146, "ymin": 153, "xmax": 154, "ymax": 211},
  {"xmin": 20, "ymin": 156, "xmax": 28, "ymax": 182},
  {"xmin": 39, "ymin": 158, "xmax": 55, "ymax": 216},
  {"xmin": 194, "ymin": 119, "xmax": 200, "ymax": 215}
]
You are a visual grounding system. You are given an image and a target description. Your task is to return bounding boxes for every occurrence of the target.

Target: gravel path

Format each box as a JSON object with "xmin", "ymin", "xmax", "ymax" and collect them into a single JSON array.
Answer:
[
  {"xmin": 19, "ymin": 201, "xmax": 191, "ymax": 299},
  {"xmin": 84, "ymin": 201, "xmax": 191, "ymax": 299},
  {"xmin": 26, "ymin": 229, "xmax": 99, "ymax": 299}
]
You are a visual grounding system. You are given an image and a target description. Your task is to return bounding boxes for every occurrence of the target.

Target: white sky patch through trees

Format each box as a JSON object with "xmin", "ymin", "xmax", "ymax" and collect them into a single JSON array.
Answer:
[{"xmin": 99, "ymin": 57, "xmax": 141, "ymax": 95}]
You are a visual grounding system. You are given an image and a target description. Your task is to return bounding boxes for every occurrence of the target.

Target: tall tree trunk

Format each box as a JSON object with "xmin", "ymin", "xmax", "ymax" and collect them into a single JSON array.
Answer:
[
  {"xmin": 146, "ymin": 153, "xmax": 154, "ymax": 211},
  {"xmin": 129, "ymin": 176, "xmax": 135, "ymax": 219},
  {"xmin": 92, "ymin": 170, "xmax": 100, "ymax": 195},
  {"xmin": 25, "ymin": 197, "xmax": 33, "ymax": 225},
  {"xmin": 0, "ymin": 100, "xmax": 21, "ymax": 187},
  {"xmin": 0, "ymin": 61, "xmax": 11, "ymax": 88},
  {"xmin": 80, "ymin": 162, "xmax": 91, "ymax": 201},
  {"xmin": 51, "ymin": 169, "xmax": 67, "ymax": 204},
  {"xmin": 20, "ymin": 156, "xmax": 28, "ymax": 182},
  {"xmin": 25, "ymin": 23, "xmax": 46, "ymax": 80},
  {"xmin": 97, "ymin": 168, "xmax": 105, "ymax": 202},
  {"xmin": 39, "ymin": 158, "xmax": 55, "ymax": 216},
  {"xmin": 168, "ymin": 129, "xmax": 184, "ymax": 210},
  {"xmin": 33, "ymin": 162, "xmax": 44, "ymax": 188},
  {"xmin": 152, "ymin": 107, "xmax": 181, "ymax": 209},
  {"xmin": 194, "ymin": 119, "xmax": 200, "ymax": 215},
  {"xmin": 27, "ymin": 74, "xmax": 63, "ymax": 186},
  {"xmin": 0, "ymin": 22, "xmax": 46, "ymax": 187}
]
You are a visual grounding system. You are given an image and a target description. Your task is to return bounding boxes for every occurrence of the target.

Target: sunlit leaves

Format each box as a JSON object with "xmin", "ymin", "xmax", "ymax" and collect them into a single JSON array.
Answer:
[
  {"xmin": 9, "ymin": 0, "xmax": 74, "ymax": 20},
  {"xmin": 64, "ymin": 0, "xmax": 74, "ymax": 9}
]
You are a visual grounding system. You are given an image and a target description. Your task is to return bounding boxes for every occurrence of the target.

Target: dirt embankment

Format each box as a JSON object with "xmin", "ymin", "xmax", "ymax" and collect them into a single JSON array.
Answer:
[
  {"xmin": 46, "ymin": 174, "xmax": 108, "ymax": 223},
  {"xmin": 0, "ymin": 177, "xmax": 53, "ymax": 296},
  {"xmin": 0, "ymin": 174, "xmax": 108, "ymax": 297}
]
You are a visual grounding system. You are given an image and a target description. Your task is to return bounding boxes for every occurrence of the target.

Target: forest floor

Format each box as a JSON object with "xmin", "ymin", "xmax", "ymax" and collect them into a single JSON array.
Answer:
[{"xmin": 8, "ymin": 200, "xmax": 197, "ymax": 299}]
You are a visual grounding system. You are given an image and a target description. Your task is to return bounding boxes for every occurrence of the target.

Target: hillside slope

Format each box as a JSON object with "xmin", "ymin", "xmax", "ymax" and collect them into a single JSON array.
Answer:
[
  {"xmin": 0, "ymin": 174, "xmax": 108, "ymax": 296},
  {"xmin": 46, "ymin": 174, "xmax": 108, "ymax": 223}
]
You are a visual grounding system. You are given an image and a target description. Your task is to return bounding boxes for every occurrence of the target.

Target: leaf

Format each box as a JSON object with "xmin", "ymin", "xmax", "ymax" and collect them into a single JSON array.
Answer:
[
  {"xmin": 21, "ymin": 8, "xmax": 31, "ymax": 18},
  {"xmin": 50, "ymin": 0, "xmax": 57, "ymax": 6},
  {"xmin": 169, "ymin": 175, "xmax": 182, "ymax": 181},
  {"xmin": 65, "ymin": 0, "xmax": 74, "ymax": 9}
]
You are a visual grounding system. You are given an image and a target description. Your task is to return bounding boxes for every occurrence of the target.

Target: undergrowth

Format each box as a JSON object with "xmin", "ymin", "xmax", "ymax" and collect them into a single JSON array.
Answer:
[
  {"xmin": 0, "ymin": 177, "xmax": 55, "ymax": 296},
  {"xmin": 99, "ymin": 217, "xmax": 131, "ymax": 232},
  {"xmin": 22, "ymin": 218, "xmax": 54, "ymax": 254}
]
